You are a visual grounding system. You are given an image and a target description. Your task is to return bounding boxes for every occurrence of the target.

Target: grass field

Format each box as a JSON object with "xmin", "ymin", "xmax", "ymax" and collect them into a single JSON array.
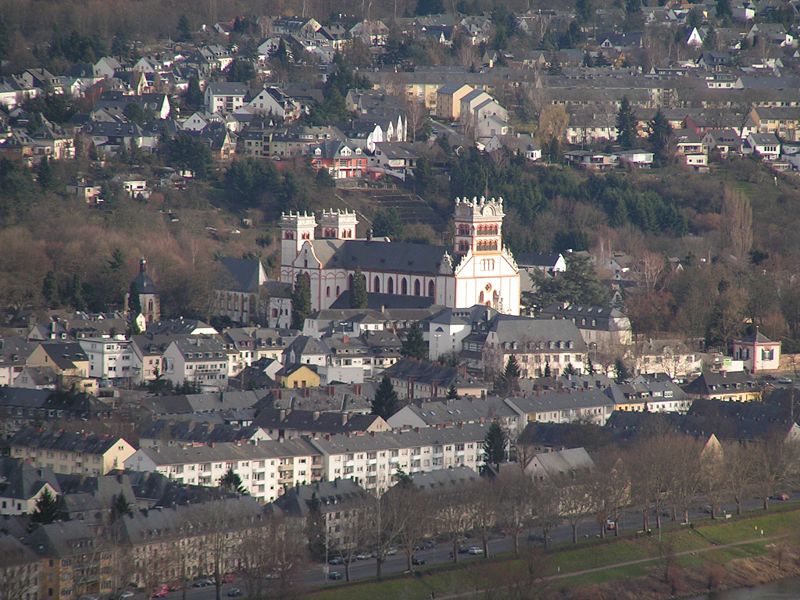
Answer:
[{"xmin": 303, "ymin": 508, "xmax": 800, "ymax": 599}]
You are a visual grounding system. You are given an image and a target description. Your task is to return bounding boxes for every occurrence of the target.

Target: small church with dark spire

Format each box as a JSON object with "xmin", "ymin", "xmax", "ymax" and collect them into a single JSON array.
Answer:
[{"xmin": 128, "ymin": 258, "xmax": 161, "ymax": 325}]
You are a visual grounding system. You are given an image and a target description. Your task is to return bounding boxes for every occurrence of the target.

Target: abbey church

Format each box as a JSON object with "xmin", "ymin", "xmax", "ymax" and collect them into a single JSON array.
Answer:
[{"xmin": 280, "ymin": 197, "xmax": 521, "ymax": 315}]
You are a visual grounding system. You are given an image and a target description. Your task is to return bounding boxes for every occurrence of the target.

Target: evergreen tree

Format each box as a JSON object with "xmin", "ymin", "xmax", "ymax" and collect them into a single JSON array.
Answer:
[
  {"xmin": 177, "ymin": 15, "xmax": 192, "ymax": 40},
  {"xmin": 110, "ymin": 493, "xmax": 133, "ymax": 522},
  {"xmin": 447, "ymin": 383, "xmax": 458, "ymax": 400},
  {"xmin": 716, "ymin": 0, "xmax": 732, "ymax": 19},
  {"xmin": 305, "ymin": 493, "xmax": 326, "ymax": 561},
  {"xmin": 42, "ymin": 271, "xmax": 59, "ymax": 308},
  {"xmin": 70, "ymin": 274, "xmax": 86, "ymax": 311},
  {"xmin": 401, "ymin": 323, "xmax": 427, "ymax": 360},
  {"xmin": 185, "ymin": 76, "xmax": 203, "ymax": 108},
  {"xmin": 30, "ymin": 489, "xmax": 63, "ymax": 526},
  {"xmin": 36, "ymin": 157, "xmax": 55, "ymax": 190},
  {"xmin": 648, "ymin": 109, "xmax": 672, "ymax": 164},
  {"xmin": 586, "ymin": 356, "xmax": 596, "ymax": 375},
  {"xmin": 616, "ymin": 96, "xmax": 637, "ymax": 150},
  {"xmin": 576, "ymin": 0, "xmax": 593, "ymax": 23},
  {"xmin": 483, "ymin": 421, "xmax": 507, "ymax": 467},
  {"xmin": 614, "ymin": 358, "xmax": 630, "ymax": 383},
  {"xmin": 350, "ymin": 267, "xmax": 368, "ymax": 308},
  {"xmin": 564, "ymin": 362, "xmax": 577, "ymax": 376},
  {"xmin": 291, "ymin": 273, "xmax": 311, "ymax": 330},
  {"xmin": 504, "ymin": 355, "xmax": 521, "ymax": 379},
  {"xmin": 219, "ymin": 467, "xmax": 247, "ymax": 494},
  {"xmin": 544, "ymin": 362, "xmax": 552, "ymax": 378},
  {"xmin": 372, "ymin": 375, "xmax": 399, "ymax": 419}
]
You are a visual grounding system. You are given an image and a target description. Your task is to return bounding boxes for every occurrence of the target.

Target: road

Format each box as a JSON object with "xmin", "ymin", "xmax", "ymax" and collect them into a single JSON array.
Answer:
[{"xmin": 126, "ymin": 492, "xmax": 799, "ymax": 600}]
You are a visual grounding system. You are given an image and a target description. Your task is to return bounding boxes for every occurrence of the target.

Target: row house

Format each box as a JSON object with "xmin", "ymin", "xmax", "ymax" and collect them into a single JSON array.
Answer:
[
  {"xmin": 0, "ymin": 457, "xmax": 60, "ymax": 516},
  {"xmin": 8, "ymin": 428, "xmax": 135, "ymax": 476},
  {"xmin": 384, "ymin": 357, "xmax": 489, "ymax": 400},
  {"xmin": 506, "ymin": 389, "xmax": 616, "ymax": 426},
  {"xmin": 124, "ymin": 438, "xmax": 321, "ymax": 503},
  {"xmin": 308, "ymin": 423, "xmax": 490, "ymax": 494},
  {"xmin": 0, "ymin": 535, "xmax": 39, "ymax": 600}
]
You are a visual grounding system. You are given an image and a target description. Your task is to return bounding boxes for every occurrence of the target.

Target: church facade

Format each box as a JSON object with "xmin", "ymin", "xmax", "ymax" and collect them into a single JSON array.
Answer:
[{"xmin": 279, "ymin": 197, "xmax": 520, "ymax": 315}]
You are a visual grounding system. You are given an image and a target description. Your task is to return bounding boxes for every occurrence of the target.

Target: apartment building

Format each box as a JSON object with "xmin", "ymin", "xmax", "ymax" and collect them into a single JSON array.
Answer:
[
  {"xmin": 79, "ymin": 335, "xmax": 135, "ymax": 382},
  {"xmin": 8, "ymin": 429, "xmax": 135, "ymax": 476},
  {"xmin": 124, "ymin": 439, "xmax": 322, "ymax": 503},
  {"xmin": 308, "ymin": 424, "xmax": 489, "ymax": 493},
  {"xmin": 162, "ymin": 336, "xmax": 229, "ymax": 391}
]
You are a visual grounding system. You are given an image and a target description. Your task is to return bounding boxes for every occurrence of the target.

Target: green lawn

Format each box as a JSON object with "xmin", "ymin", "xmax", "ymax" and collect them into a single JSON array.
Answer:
[{"xmin": 304, "ymin": 508, "xmax": 800, "ymax": 599}]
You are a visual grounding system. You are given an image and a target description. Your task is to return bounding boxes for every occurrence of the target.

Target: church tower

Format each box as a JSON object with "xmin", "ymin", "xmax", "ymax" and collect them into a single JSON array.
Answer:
[
  {"xmin": 453, "ymin": 196, "xmax": 505, "ymax": 258},
  {"xmin": 319, "ymin": 208, "xmax": 358, "ymax": 239},
  {"xmin": 280, "ymin": 211, "xmax": 318, "ymax": 265},
  {"xmin": 129, "ymin": 258, "xmax": 161, "ymax": 325}
]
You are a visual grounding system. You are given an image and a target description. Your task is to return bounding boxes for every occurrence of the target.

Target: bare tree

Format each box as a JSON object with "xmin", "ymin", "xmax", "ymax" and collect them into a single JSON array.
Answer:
[
  {"xmin": 536, "ymin": 104, "xmax": 569, "ymax": 144},
  {"xmin": 724, "ymin": 442, "xmax": 759, "ymax": 515},
  {"xmin": 434, "ymin": 485, "xmax": 476, "ymax": 563},
  {"xmin": 532, "ymin": 478, "xmax": 561, "ymax": 550},
  {"xmin": 497, "ymin": 469, "xmax": 534, "ymax": 557},
  {"xmin": 238, "ymin": 513, "xmax": 306, "ymax": 599},
  {"xmin": 0, "ymin": 557, "xmax": 39, "ymax": 600},
  {"xmin": 386, "ymin": 481, "xmax": 427, "ymax": 572},
  {"xmin": 471, "ymin": 478, "xmax": 500, "ymax": 557},
  {"xmin": 751, "ymin": 433, "xmax": 800, "ymax": 511},
  {"xmin": 587, "ymin": 450, "xmax": 629, "ymax": 539},
  {"xmin": 558, "ymin": 470, "xmax": 593, "ymax": 544},
  {"xmin": 639, "ymin": 251, "xmax": 667, "ymax": 293}
]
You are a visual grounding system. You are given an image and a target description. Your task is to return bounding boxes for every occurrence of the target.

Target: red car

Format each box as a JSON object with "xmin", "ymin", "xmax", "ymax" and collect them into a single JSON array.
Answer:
[
  {"xmin": 151, "ymin": 585, "xmax": 169, "ymax": 598},
  {"xmin": 221, "ymin": 574, "xmax": 236, "ymax": 584}
]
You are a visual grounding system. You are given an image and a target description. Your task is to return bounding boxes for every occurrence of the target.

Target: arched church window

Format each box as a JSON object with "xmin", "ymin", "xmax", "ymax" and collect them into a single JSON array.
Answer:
[
  {"xmin": 388, "ymin": 278, "xmax": 394, "ymax": 294},
  {"xmin": 428, "ymin": 281, "xmax": 435, "ymax": 297},
  {"xmin": 374, "ymin": 276, "xmax": 381, "ymax": 293},
  {"xmin": 401, "ymin": 278, "xmax": 408, "ymax": 295},
  {"xmin": 414, "ymin": 279, "xmax": 421, "ymax": 296}
]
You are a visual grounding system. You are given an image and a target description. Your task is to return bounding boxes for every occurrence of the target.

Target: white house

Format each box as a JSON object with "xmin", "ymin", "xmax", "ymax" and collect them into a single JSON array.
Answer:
[
  {"xmin": 247, "ymin": 86, "xmax": 301, "ymax": 120},
  {"xmin": 745, "ymin": 132, "xmax": 781, "ymax": 160},
  {"xmin": 205, "ymin": 82, "xmax": 249, "ymax": 114},
  {"xmin": 162, "ymin": 336, "xmax": 229, "ymax": 390},
  {"xmin": 731, "ymin": 330, "xmax": 781, "ymax": 373},
  {"xmin": 426, "ymin": 308, "xmax": 472, "ymax": 361},
  {"xmin": 79, "ymin": 335, "xmax": 136, "ymax": 382}
]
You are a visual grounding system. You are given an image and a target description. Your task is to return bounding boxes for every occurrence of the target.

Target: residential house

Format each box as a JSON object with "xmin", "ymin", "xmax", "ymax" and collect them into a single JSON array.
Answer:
[
  {"xmin": 309, "ymin": 140, "xmax": 367, "ymax": 179},
  {"xmin": 349, "ymin": 20, "xmax": 390, "ymax": 46},
  {"xmin": 28, "ymin": 520, "xmax": 113, "ymax": 600},
  {"xmin": 744, "ymin": 132, "xmax": 781, "ymax": 160},
  {"xmin": 79, "ymin": 336, "xmax": 135, "ymax": 383},
  {"xmin": 384, "ymin": 358, "xmax": 488, "ymax": 400},
  {"xmin": 205, "ymin": 82, "xmax": 249, "ymax": 114},
  {"xmin": 275, "ymin": 364, "xmax": 321, "ymax": 389},
  {"xmin": 608, "ymin": 375, "xmax": 693, "ymax": 412},
  {"xmin": 274, "ymin": 479, "xmax": 369, "ymax": 551},
  {"xmin": 8, "ymin": 428, "xmax": 135, "ymax": 476},
  {"xmin": 247, "ymin": 86, "xmax": 301, "ymax": 120},
  {"xmin": 523, "ymin": 447, "xmax": 595, "ymax": 482},
  {"xmin": 162, "ymin": 336, "xmax": 229, "ymax": 391},
  {"xmin": 683, "ymin": 371, "xmax": 762, "ymax": 402},
  {"xmin": 539, "ymin": 303, "xmax": 633, "ymax": 352},
  {"xmin": 435, "ymin": 84, "xmax": 475, "ymax": 121},
  {"xmin": 482, "ymin": 315, "xmax": 588, "ymax": 378},
  {"xmin": 387, "ymin": 396, "xmax": 524, "ymax": 435},
  {"xmin": 25, "ymin": 341, "xmax": 95, "ymax": 394},
  {"xmin": 731, "ymin": 330, "xmax": 781, "ymax": 373},
  {"xmin": 506, "ymin": 388, "xmax": 617, "ymax": 426},
  {"xmin": 0, "ymin": 535, "xmax": 39, "ymax": 600},
  {"xmin": 634, "ymin": 338, "xmax": 702, "ymax": 378},
  {"xmin": 674, "ymin": 129, "xmax": 708, "ymax": 169},
  {"xmin": 0, "ymin": 457, "xmax": 60, "ymax": 516}
]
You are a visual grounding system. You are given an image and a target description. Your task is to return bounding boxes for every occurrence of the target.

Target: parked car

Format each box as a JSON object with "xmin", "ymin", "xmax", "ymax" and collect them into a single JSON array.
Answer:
[
  {"xmin": 468, "ymin": 546, "xmax": 483, "ymax": 555},
  {"xmin": 457, "ymin": 545, "xmax": 470, "ymax": 554},
  {"xmin": 226, "ymin": 588, "xmax": 242, "ymax": 598},
  {"xmin": 119, "ymin": 592, "xmax": 134, "ymax": 600},
  {"xmin": 605, "ymin": 520, "xmax": 617, "ymax": 531},
  {"xmin": 151, "ymin": 585, "xmax": 169, "ymax": 599},
  {"xmin": 192, "ymin": 579, "xmax": 213, "ymax": 588},
  {"xmin": 355, "ymin": 551, "xmax": 374, "ymax": 560},
  {"xmin": 328, "ymin": 556, "xmax": 344, "ymax": 565},
  {"xmin": 328, "ymin": 571, "xmax": 343, "ymax": 580},
  {"xmin": 771, "ymin": 492, "xmax": 790, "ymax": 501},
  {"xmin": 411, "ymin": 555, "xmax": 426, "ymax": 565},
  {"xmin": 221, "ymin": 573, "xmax": 235, "ymax": 584},
  {"xmin": 386, "ymin": 547, "xmax": 398, "ymax": 555},
  {"xmin": 422, "ymin": 539, "xmax": 436, "ymax": 549}
]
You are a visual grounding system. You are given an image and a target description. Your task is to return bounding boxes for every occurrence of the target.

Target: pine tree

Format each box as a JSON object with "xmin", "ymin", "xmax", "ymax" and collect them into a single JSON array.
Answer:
[
  {"xmin": 648, "ymin": 109, "xmax": 672, "ymax": 164},
  {"xmin": 185, "ymin": 76, "xmax": 203, "ymax": 108},
  {"xmin": 504, "ymin": 355, "xmax": 521, "ymax": 379},
  {"xmin": 564, "ymin": 362, "xmax": 577, "ymax": 376},
  {"xmin": 219, "ymin": 467, "xmax": 247, "ymax": 495},
  {"xmin": 447, "ymin": 383, "xmax": 458, "ymax": 400},
  {"xmin": 372, "ymin": 375, "xmax": 399, "ymax": 419},
  {"xmin": 291, "ymin": 273, "xmax": 311, "ymax": 330},
  {"xmin": 587, "ymin": 356, "xmax": 596, "ymax": 375},
  {"xmin": 70, "ymin": 274, "xmax": 86, "ymax": 311},
  {"xmin": 30, "ymin": 489, "xmax": 62, "ymax": 525},
  {"xmin": 483, "ymin": 421, "xmax": 507, "ymax": 467},
  {"xmin": 350, "ymin": 267, "xmax": 368, "ymax": 309},
  {"xmin": 614, "ymin": 358, "xmax": 630, "ymax": 383},
  {"xmin": 544, "ymin": 362, "xmax": 552, "ymax": 378},
  {"xmin": 177, "ymin": 15, "xmax": 191, "ymax": 40},
  {"xmin": 616, "ymin": 96, "xmax": 637, "ymax": 149},
  {"xmin": 401, "ymin": 323, "xmax": 427, "ymax": 360},
  {"xmin": 110, "ymin": 493, "xmax": 133, "ymax": 522}
]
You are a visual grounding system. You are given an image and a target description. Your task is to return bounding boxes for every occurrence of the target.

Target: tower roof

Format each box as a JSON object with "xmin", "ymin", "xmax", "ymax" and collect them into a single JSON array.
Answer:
[{"xmin": 132, "ymin": 258, "xmax": 158, "ymax": 294}]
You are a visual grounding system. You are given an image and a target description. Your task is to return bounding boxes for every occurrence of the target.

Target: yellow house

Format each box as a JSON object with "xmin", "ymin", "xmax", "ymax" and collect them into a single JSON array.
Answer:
[
  {"xmin": 26, "ymin": 341, "xmax": 97, "ymax": 395},
  {"xmin": 684, "ymin": 371, "xmax": 762, "ymax": 402},
  {"xmin": 436, "ymin": 83, "xmax": 474, "ymax": 120},
  {"xmin": 277, "ymin": 364, "xmax": 321, "ymax": 389},
  {"xmin": 8, "ymin": 429, "xmax": 136, "ymax": 476}
]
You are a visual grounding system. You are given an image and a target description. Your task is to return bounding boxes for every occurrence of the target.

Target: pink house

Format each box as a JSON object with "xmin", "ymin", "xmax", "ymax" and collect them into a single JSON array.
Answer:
[{"xmin": 731, "ymin": 330, "xmax": 781, "ymax": 373}]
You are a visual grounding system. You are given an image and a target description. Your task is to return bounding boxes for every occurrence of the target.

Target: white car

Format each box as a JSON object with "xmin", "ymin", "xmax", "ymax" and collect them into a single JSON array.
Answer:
[{"xmin": 468, "ymin": 546, "xmax": 483, "ymax": 555}]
